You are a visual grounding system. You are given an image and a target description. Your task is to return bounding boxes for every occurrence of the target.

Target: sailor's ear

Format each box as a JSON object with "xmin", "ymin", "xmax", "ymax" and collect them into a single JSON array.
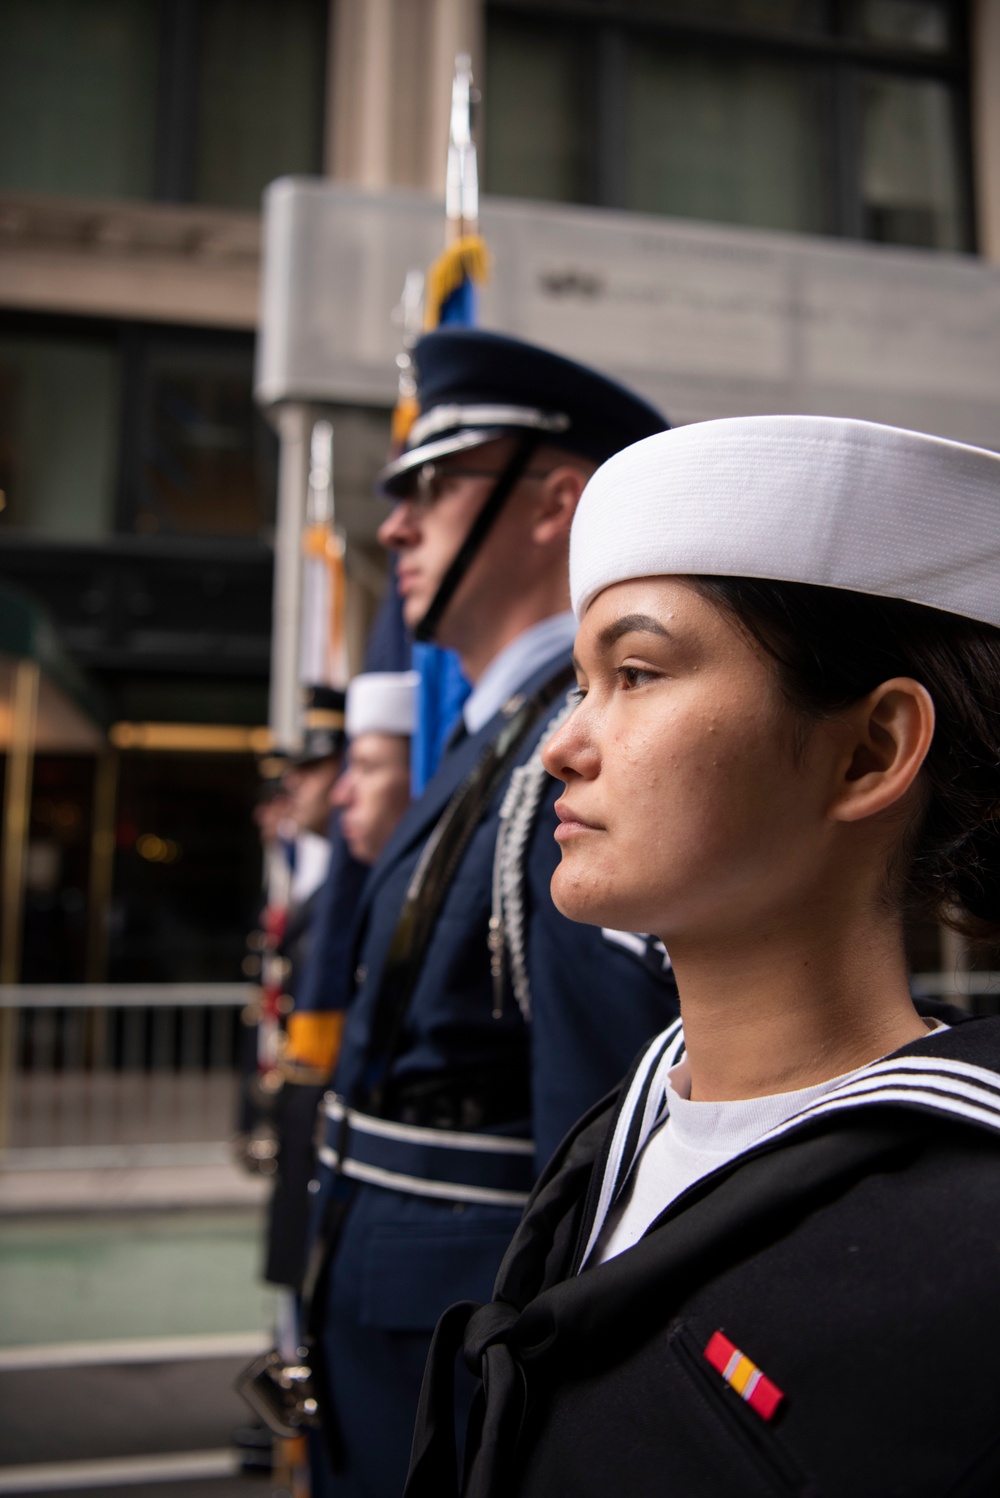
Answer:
[{"xmin": 829, "ymin": 677, "xmax": 935, "ymax": 825}]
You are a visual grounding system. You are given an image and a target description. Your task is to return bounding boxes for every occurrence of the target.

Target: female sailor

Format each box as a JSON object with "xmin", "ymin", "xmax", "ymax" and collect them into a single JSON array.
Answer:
[{"xmin": 405, "ymin": 414, "xmax": 1000, "ymax": 1498}]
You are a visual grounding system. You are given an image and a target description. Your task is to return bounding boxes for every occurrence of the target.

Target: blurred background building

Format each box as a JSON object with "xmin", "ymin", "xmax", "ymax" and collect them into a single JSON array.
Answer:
[
  {"xmin": 1, "ymin": 0, "xmax": 997, "ymax": 986},
  {"xmin": 0, "ymin": 2, "xmax": 998, "ymax": 1492}
]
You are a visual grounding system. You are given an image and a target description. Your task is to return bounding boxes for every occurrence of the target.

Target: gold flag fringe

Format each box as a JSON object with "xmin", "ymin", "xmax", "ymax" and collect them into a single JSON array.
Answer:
[{"xmin": 423, "ymin": 234, "xmax": 492, "ymax": 330}]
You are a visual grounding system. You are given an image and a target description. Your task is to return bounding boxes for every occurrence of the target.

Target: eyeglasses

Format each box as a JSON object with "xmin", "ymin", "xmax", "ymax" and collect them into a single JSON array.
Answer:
[{"xmin": 406, "ymin": 462, "xmax": 556, "ymax": 510}]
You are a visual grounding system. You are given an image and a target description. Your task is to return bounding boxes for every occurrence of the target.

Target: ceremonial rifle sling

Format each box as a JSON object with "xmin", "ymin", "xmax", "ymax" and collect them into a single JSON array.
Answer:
[{"xmin": 292, "ymin": 660, "xmax": 575, "ymax": 1457}]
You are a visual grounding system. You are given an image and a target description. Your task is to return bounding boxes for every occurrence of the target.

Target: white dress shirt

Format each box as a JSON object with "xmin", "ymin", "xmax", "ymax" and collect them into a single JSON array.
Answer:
[{"xmin": 290, "ymin": 831, "xmax": 331, "ymax": 905}]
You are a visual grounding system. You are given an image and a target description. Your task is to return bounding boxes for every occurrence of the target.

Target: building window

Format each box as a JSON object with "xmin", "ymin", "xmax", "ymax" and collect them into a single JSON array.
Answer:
[
  {"xmin": 858, "ymin": 72, "xmax": 965, "ymax": 249},
  {"xmin": 0, "ymin": 0, "xmax": 327, "ymax": 210},
  {"xmin": 123, "ymin": 331, "xmax": 277, "ymax": 538},
  {"xmin": 0, "ymin": 329, "xmax": 120, "ymax": 539},
  {"xmin": 0, "ymin": 0, "xmax": 160, "ymax": 201},
  {"xmin": 625, "ymin": 41, "xmax": 834, "ymax": 234},
  {"xmin": 484, "ymin": 0, "xmax": 972, "ymax": 252},
  {"xmin": 0, "ymin": 315, "xmax": 277, "ymax": 543},
  {"xmin": 483, "ymin": 17, "xmax": 593, "ymax": 205},
  {"xmin": 193, "ymin": 0, "xmax": 328, "ymax": 210}
]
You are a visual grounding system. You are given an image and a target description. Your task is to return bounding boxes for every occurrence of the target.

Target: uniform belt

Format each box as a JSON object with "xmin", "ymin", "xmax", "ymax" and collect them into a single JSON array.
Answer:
[
  {"xmin": 389, "ymin": 1066, "xmax": 531, "ymax": 1131},
  {"xmin": 318, "ymin": 1094, "xmax": 535, "ymax": 1208}
]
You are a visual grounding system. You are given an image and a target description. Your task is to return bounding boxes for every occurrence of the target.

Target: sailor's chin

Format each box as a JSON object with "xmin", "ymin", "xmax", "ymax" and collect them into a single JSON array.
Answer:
[{"xmin": 549, "ymin": 860, "xmax": 614, "ymax": 928}]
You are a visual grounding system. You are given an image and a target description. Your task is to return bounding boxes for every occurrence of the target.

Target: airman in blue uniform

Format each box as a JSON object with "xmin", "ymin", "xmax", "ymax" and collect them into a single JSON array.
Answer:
[{"xmin": 307, "ymin": 331, "xmax": 680, "ymax": 1498}]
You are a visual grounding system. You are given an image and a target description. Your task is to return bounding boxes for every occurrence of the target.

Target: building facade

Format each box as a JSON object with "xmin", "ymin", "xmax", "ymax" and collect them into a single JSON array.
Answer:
[{"xmin": 1, "ymin": 0, "xmax": 997, "ymax": 982}]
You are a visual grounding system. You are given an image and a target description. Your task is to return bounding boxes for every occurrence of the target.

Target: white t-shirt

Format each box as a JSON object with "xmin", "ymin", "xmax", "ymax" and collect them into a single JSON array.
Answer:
[
  {"xmin": 595, "ymin": 1020, "xmax": 949, "ymax": 1265},
  {"xmin": 290, "ymin": 831, "xmax": 331, "ymax": 905}
]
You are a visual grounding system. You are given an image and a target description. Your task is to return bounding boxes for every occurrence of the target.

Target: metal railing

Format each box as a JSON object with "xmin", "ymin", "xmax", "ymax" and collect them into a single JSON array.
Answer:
[
  {"xmin": 0, "ymin": 971, "xmax": 997, "ymax": 1170},
  {"xmin": 0, "ymin": 984, "xmax": 253, "ymax": 1168}
]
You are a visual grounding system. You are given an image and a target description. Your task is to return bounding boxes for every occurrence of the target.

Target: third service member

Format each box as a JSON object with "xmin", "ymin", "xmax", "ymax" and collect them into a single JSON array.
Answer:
[
  {"xmin": 305, "ymin": 330, "xmax": 680, "ymax": 1498},
  {"xmin": 333, "ymin": 670, "xmax": 418, "ymax": 867}
]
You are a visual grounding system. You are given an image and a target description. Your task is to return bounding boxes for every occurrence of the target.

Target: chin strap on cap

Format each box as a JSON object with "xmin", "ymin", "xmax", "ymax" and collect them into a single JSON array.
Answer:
[{"xmin": 413, "ymin": 434, "xmax": 541, "ymax": 644}]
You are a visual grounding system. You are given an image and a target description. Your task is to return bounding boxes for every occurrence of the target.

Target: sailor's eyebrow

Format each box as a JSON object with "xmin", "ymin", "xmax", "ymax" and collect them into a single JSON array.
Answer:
[{"xmin": 596, "ymin": 613, "xmax": 672, "ymax": 651}]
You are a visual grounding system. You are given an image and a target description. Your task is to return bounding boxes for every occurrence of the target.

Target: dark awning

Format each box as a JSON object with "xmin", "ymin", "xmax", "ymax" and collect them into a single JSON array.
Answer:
[{"xmin": 0, "ymin": 586, "xmax": 108, "ymax": 752}]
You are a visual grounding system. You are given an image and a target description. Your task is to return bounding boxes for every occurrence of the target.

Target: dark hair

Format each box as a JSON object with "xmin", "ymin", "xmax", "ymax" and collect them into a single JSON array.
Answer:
[{"xmin": 693, "ymin": 577, "xmax": 1000, "ymax": 940}]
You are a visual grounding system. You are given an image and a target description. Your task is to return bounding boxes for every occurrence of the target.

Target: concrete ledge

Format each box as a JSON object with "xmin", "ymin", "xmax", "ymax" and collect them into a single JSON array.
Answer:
[{"xmin": 0, "ymin": 1163, "xmax": 269, "ymax": 1215}]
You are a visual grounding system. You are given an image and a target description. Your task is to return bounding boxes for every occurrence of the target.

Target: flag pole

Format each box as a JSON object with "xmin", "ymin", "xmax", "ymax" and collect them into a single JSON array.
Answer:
[{"xmin": 269, "ymin": 404, "xmax": 313, "ymax": 753}]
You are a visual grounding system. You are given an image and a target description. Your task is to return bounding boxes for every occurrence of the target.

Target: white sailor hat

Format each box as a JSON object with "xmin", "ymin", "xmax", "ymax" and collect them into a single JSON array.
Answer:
[
  {"xmin": 570, "ymin": 415, "xmax": 1000, "ymax": 628},
  {"xmin": 346, "ymin": 670, "xmax": 420, "ymax": 739}
]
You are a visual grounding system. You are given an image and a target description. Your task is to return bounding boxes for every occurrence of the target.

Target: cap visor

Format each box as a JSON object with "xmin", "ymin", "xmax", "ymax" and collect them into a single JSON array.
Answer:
[{"xmin": 376, "ymin": 429, "xmax": 508, "ymax": 497}]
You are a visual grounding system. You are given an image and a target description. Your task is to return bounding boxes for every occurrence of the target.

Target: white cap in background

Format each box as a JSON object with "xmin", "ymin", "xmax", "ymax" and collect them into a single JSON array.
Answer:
[{"xmin": 346, "ymin": 670, "xmax": 420, "ymax": 739}]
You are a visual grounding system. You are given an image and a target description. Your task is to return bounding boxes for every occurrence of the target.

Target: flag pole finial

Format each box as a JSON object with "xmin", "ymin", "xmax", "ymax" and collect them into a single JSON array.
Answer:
[
  {"xmin": 447, "ymin": 51, "xmax": 478, "ymax": 241},
  {"xmin": 425, "ymin": 53, "xmax": 489, "ymax": 330}
]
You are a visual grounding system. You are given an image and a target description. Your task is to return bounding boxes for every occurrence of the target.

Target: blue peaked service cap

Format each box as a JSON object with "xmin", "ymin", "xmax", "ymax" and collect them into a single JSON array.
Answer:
[{"xmin": 377, "ymin": 329, "xmax": 668, "ymax": 497}]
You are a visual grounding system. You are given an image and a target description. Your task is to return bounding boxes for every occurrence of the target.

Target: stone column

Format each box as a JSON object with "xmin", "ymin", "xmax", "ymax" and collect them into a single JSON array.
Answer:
[
  {"xmin": 971, "ymin": 0, "xmax": 1000, "ymax": 261},
  {"xmin": 324, "ymin": 0, "xmax": 482, "ymax": 193},
  {"xmin": 325, "ymin": 0, "xmax": 396, "ymax": 188}
]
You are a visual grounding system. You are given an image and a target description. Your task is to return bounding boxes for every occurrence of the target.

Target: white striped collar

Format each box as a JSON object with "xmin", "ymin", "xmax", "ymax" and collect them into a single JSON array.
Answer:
[
  {"xmin": 762, "ymin": 1052, "xmax": 1000, "ymax": 1144},
  {"xmin": 578, "ymin": 1018, "xmax": 685, "ymax": 1268},
  {"xmin": 580, "ymin": 1024, "xmax": 1000, "ymax": 1268}
]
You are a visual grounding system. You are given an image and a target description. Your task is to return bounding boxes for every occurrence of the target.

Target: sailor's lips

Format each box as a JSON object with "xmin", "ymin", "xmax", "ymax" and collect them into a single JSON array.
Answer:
[{"xmin": 553, "ymin": 799, "xmax": 604, "ymax": 841}]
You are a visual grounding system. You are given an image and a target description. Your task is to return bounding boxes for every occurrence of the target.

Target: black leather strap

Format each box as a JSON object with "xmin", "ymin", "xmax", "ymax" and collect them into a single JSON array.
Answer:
[{"xmin": 413, "ymin": 434, "xmax": 540, "ymax": 642}]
